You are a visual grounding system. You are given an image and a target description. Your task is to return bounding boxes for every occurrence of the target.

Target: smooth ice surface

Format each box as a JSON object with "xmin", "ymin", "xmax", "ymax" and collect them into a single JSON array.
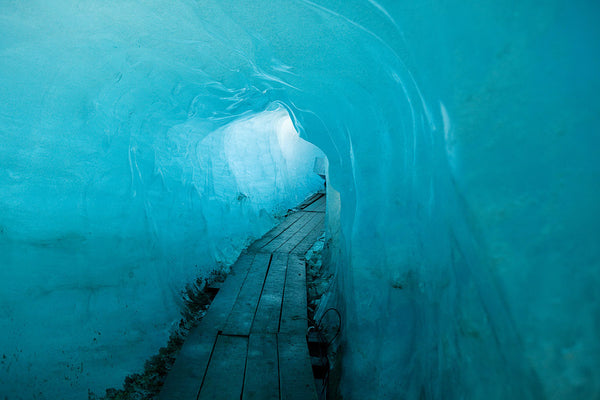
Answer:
[
  {"xmin": 0, "ymin": 7, "xmax": 324, "ymax": 394},
  {"xmin": 1, "ymin": 1, "xmax": 599, "ymax": 399}
]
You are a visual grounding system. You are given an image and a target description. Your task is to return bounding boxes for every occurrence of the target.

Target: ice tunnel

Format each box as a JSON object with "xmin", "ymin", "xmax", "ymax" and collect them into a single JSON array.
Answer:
[{"xmin": 1, "ymin": 1, "xmax": 599, "ymax": 399}]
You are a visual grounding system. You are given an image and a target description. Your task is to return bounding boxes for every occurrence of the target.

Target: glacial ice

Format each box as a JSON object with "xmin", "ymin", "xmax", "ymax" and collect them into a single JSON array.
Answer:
[{"xmin": 1, "ymin": 0, "xmax": 599, "ymax": 399}]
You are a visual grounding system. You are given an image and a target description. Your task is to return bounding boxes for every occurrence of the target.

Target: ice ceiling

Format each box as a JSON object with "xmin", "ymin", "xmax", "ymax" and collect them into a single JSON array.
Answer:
[{"xmin": 1, "ymin": 1, "xmax": 599, "ymax": 399}]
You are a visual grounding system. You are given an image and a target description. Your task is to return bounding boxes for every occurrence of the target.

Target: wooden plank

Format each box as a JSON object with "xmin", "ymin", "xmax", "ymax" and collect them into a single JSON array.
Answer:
[
  {"xmin": 291, "ymin": 228, "xmax": 323, "ymax": 256},
  {"xmin": 303, "ymin": 195, "xmax": 326, "ymax": 212},
  {"xmin": 299, "ymin": 193, "xmax": 323, "ymax": 209},
  {"xmin": 159, "ymin": 253, "xmax": 255, "ymax": 400},
  {"xmin": 158, "ymin": 331, "xmax": 218, "ymax": 400},
  {"xmin": 277, "ymin": 212, "xmax": 322, "ymax": 255},
  {"xmin": 249, "ymin": 212, "xmax": 303, "ymax": 250},
  {"xmin": 251, "ymin": 253, "xmax": 288, "ymax": 333},
  {"xmin": 291, "ymin": 214, "xmax": 325, "ymax": 256},
  {"xmin": 259, "ymin": 214, "xmax": 309, "ymax": 253},
  {"xmin": 197, "ymin": 334, "xmax": 248, "ymax": 400},
  {"xmin": 221, "ymin": 252, "xmax": 271, "ymax": 336},
  {"xmin": 278, "ymin": 333, "xmax": 318, "ymax": 400},
  {"xmin": 279, "ymin": 255, "xmax": 309, "ymax": 334},
  {"xmin": 242, "ymin": 334, "xmax": 279, "ymax": 400},
  {"xmin": 261, "ymin": 212, "xmax": 315, "ymax": 254},
  {"xmin": 201, "ymin": 253, "xmax": 255, "ymax": 326},
  {"xmin": 161, "ymin": 193, "xmax": 326, "ymax": 399}
]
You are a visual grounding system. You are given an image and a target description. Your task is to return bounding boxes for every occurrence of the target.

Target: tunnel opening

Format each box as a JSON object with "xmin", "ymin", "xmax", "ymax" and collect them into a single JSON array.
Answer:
[
  {"xmin": 85, "ymin": 106, "xmax": 333, "ymax": 400},
  {"xmin": 195, "ymin": 105, "xmax": 327, "ymax": 214}
]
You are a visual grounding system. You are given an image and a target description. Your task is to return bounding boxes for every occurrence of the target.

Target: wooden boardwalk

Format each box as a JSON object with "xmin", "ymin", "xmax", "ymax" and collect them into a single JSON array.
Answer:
[{"xmin": 159, "ymin": 193, "xmax": 326, "ymax": 400}]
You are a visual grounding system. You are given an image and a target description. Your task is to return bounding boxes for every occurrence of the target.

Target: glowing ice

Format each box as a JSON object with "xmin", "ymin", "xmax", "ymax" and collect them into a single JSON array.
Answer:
[{"xmin": 1, "ymin": 0, "xmax": 598, "ymax": 399}]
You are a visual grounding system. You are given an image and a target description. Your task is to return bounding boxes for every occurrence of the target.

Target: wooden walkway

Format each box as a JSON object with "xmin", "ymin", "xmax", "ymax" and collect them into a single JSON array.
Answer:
[{"xmin": 159, "ymin": 193, "xmax": 326, "ymax": 400}]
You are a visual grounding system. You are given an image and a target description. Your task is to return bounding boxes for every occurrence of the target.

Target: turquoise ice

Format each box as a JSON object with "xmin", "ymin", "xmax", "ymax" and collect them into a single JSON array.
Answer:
[{"xmin": 0, "ymin": 1, "xmax": 598, "ymax": 399}]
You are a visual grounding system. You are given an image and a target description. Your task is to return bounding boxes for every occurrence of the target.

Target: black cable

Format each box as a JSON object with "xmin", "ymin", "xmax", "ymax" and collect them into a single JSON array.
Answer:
[{"xmin": 317, "ymin": 308, "xmax": 341, "ymax": 346}]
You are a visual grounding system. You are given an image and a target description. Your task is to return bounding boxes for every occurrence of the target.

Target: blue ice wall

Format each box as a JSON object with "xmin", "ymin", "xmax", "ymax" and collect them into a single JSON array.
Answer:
[
  {"xmin": 1, "ymin": 1, "xmax": 599, "ymax": 399},
  {"xmin": 0, "ymin": 3, "xmax": 324, "ymax": 398}
]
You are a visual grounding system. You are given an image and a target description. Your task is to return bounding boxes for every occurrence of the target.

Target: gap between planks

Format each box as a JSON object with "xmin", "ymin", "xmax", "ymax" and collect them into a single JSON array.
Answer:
[{"xmin": 160, "ymin": 194, "xmax": 325, "ymax": 400}]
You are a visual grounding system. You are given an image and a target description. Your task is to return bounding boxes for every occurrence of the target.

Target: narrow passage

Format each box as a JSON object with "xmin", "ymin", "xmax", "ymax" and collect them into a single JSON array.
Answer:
[{"xmin": 160, "ymin": 193, "xmax": 326, "ymax": 400}]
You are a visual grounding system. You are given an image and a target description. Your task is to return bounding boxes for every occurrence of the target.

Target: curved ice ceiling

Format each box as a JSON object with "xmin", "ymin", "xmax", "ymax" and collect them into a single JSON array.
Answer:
[{"xmin": 1, "ymin": 0, "xmax": 599, "ymax": 399}]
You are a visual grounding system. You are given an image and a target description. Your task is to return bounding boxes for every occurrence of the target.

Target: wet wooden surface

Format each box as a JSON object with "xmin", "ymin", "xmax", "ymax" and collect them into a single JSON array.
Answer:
[{"xmin": 159, "ymin": 193, "xmax": 325, "ymax": 400}]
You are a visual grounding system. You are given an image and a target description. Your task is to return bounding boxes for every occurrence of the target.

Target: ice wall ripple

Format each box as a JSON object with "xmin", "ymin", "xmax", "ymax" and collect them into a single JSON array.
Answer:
[
  {"xmin": 1, "ymin": 0, "xmax": 599, "ymax": 399},
  {"xmin": 225, "ymin": 1, "xmax": 600, "ymax": 398},
  {"xmin": 0, "ymin": 2, "xmax": 323, "ymax": 398}
]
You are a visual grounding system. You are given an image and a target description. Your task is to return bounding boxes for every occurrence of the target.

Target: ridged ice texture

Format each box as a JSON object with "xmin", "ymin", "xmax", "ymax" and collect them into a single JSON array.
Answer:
[
  {"xmin": 1, "ymin": 1, "xmax": 599, "ymax": 399},
  {"xmin": 0, "ymin": 3, "xmax": 325, "ymax": 397}
]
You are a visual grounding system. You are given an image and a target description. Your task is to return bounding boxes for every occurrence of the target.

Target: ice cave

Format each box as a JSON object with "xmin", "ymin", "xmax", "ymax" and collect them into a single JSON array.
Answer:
[{"xmin": 1, "ymin": 1, "xmax": 599, "ymax": 399}]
